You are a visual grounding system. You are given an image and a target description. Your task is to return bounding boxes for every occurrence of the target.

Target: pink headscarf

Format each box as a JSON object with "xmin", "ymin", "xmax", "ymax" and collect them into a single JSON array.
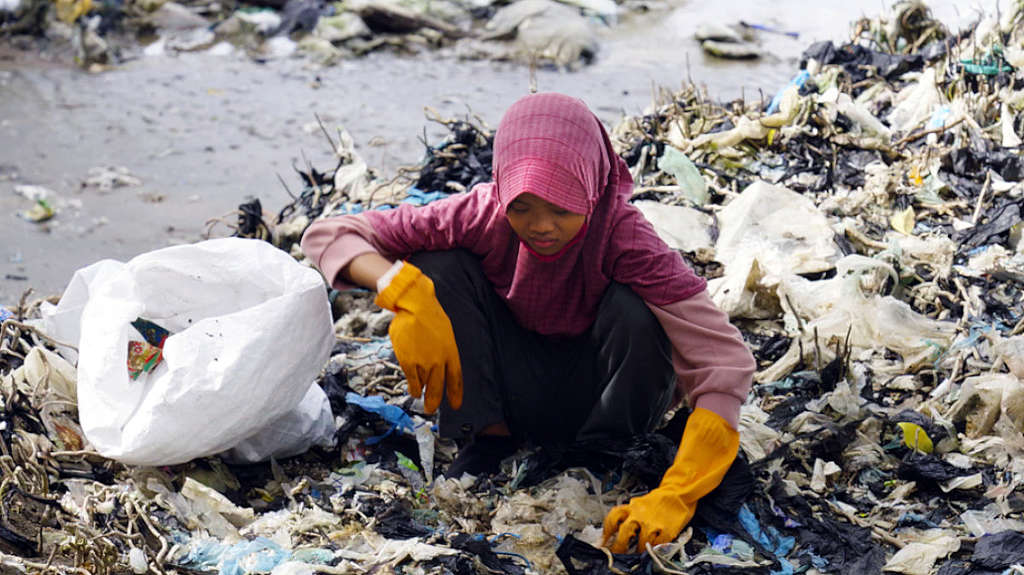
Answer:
[{"xmin": 365, "ymin": 92, "xmax": 705, "ymax": 336}]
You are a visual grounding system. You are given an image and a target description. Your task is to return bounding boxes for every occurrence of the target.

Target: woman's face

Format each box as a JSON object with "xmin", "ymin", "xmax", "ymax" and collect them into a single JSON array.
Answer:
[{"xmin": 506, "ymin": 193, "xmax": 587, "ymax": 256}]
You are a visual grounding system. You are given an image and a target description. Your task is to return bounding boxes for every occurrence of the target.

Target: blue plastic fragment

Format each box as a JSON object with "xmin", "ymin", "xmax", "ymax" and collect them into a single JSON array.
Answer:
[
  {"xmin": 220, "ymin": 538, "xmax": 290, "ymax": 575},
  {"xmin": 182, "ymin": 538, "xmax": 226, "ymax": 570},
  {"xmin": 770, "ymin": 503, "xmax": 802, "ymax": 528},
  {"xmin": 740, "ymin": 20, "xmax": 800, "ymax": 38},
  {"xmin": 738, "ymin": 505, "xmax": 796, "ymax": 575},
  {"xmin": 896, "ymin": 511, "xmax": 939, "ymax": 529},
  {"xmin": 803, "ymin": 550, "xmax": 829, "ymax": 569},
  {"xmin": 345, "ymin": 392, "xmax": 417, "ymax": 444},
  {"xmin": 0, "ymin": 307, "xmax": 12, "ymax": 323},
  {"xmin": 334, "ymin": 202, "xmax": 365, "ymax": 215},
  {"xmin": 330, "ymin": 202, "xmax": 395, "ymax": 216},
  {"xmin": 710, "ymin": 532, "xmax": 734, "ymax": 552},
  {"xmin": 402, "ymin": 187, "xmax": 449, "ymax": 206},
  {"xmin": 182, "ymin": 538, "xmax": 292, "ymax": 575},
  {"xmin": 346, "ymin": 338, "xmax": 395, "ymax": 369},
  {"xmin": 766, "ymin": 70, "xmax": 810, "ymax": 114},
  {"xmin": 927, "ymin": 106, "xmax": 952, "ymax": 130}
]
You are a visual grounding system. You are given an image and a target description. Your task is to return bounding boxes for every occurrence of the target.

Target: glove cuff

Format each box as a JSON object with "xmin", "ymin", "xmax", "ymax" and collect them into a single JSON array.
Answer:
[
  {"xmin": 376, "ymin": 260, "xmax": 405, "ymax": 293},
  {"xmin": 683, "ymin": 408, "xmax": 740, "ymax": 454},
  {"xmin": 374, "ymin": 261, "xmax": 424, "ymax": 311},
  {"xmin": 660, "ymin": 407, "xmax": 739, "ymax": 492}
]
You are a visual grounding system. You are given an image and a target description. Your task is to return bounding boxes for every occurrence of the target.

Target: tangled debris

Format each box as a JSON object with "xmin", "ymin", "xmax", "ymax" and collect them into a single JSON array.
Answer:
[{"xmin": 3, "ymin": 1, "xmax": 1024, "ymax": 574}]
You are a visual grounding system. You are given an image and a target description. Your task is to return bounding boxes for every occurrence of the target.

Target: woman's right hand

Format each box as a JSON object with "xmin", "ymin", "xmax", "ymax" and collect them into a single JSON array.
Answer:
[{"xmin": 374, "ymin": 262, "xmax": 463, "ymax": 413}]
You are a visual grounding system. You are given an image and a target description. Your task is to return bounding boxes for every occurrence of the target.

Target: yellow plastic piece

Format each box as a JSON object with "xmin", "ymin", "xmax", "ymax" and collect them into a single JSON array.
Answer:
[
  {"xmin": 909, "ymin": 165, "xmax": 924, "ymax": 186},
  {"xmin": 55, "ymin": 0, "xmax": 93, "ymax": 24},
  {"xmin": 898, "ymin": 422, "xmax": 934, "ymax": 454}
]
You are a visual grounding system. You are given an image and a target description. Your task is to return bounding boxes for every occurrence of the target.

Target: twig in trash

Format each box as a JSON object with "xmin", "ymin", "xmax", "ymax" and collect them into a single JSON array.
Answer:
[
  {"xmin": 644, "ymin": 541, "xmax": 689, "ymax": 574},
  {"xmin": 276, "ymin": 172, "xmax": 298, "ymax": 202},
  {"xmin": 314, "ymin": 112, "xmax": 339, "ymax": 156},
  {"xmin": 337, "ymin": 335, "xmax": 375, "ymax": 343},
  {"xmin": 298, "ymin": 150, "xmax": 326, "ymax": 210},
  {"xmin": 844, "ymin": 225, "xmax": 890, "ymax": 251},
  {"xmin": 970, "ymin": 170, "xmax": 992, "ymax": 226},
  {"xmin": 951, "ymin": 277, "xmax": 973, "ymax": 328},
  {"xmin": 203, "ymin": 211, "xmax": 240, "ymax": 238},
  {"xmin": 1012, "ymin": 317, "xmax": 1024, "ymax": 336},
  {"xmin": 895, "ymin": 117, "xmax": 964, "ymax": 148},
  {"xmin": 49, "ymin": 449, "xmax": 104, "ymax": 458},
  {"xmin": 0, "ymin": 552, "xmax": 92, "ymax": 575},
  {"xmin": 0, "ymin": 320, "xmax": 78, "ymax": 353},
  {"xmin": 827, "ymin": 500, "xmax": 906, "ymax": 549},
  {"xmin": 127, "ymin": 497, "xmax": 170, "ymax": 572},
  {"xmin": 41, "ymin": 545, "xmax": 59, "ymax": 573},
  {"xmin": 598, "ymin": 545, "xmax": 630, "ymax": 575},
  {"xmin": 783, "ymin": 294, "xmax": 805, "ymax": 333},
  {"xmin": 813, "ymin": 327, "xmax": 822, "ymax": 373},
  {"xmin": 16, "ymin": 288, "xmax": 32, "ymax": 321},
  {"xmin": 529, "ymin": 57, "xmax": 538, "ymax": 94}
]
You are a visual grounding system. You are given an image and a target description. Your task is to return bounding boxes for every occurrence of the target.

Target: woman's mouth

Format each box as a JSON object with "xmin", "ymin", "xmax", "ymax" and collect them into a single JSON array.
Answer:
[{"xmin": 530, "ymin": 237, "xmax": 558, "ymax": 249}]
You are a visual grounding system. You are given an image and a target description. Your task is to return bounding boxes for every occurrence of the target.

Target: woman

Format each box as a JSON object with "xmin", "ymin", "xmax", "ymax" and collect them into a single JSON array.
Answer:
[{"xmin": 301, "ymin": 92, "xmax": 755, "ymax": 553}]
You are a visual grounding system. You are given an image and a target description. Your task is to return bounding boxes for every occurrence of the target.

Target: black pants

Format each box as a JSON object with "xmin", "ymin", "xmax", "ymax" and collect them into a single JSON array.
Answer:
[{"xmin": 409, "ymin": 250, "xmax": 676, "ymax": 447}]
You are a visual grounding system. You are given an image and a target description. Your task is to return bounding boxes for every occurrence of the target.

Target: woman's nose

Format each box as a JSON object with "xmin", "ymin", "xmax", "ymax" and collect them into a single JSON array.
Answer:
[{"xmin": 530, "ymin": 214, "xmax": 556, "ymax": 233}]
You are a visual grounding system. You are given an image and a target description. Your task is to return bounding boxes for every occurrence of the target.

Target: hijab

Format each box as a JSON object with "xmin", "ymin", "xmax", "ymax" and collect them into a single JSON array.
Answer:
[{"xmin": 366, "ymin": 92, "xmax": 706, "ymax": 336}]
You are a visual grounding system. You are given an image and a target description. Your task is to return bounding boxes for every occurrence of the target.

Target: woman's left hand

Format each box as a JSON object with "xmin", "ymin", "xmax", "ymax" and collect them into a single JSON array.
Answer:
[
  {"xmin": 602, "ymin": 408, "xmax": 739, "ymax": 553},
  {"xmin": 374, "ymin": 262, "xmax": 463, "ymax": 413}
]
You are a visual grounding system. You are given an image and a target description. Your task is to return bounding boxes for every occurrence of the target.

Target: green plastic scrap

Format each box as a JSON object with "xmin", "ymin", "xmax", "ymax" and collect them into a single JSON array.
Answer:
[
  {"xmin": 657, "ymin": 146, "xmax": 710, "ymax": 205},
  {"xmin": 961, "ymin": 45, "xmax": 1015, "ymax": 76},
  {"xmin": 395, "ymin": 451, "xmax": 420, "ymax": 472}
]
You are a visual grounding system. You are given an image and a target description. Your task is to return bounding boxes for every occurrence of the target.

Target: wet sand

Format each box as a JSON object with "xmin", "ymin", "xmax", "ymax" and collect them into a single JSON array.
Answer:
[{"xmin": 0, "ymin": 0, "xmax": 993, "ymax": 304}]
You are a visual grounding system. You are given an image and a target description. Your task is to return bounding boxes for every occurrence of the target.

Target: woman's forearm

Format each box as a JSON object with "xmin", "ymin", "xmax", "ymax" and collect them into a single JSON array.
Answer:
[{"xmin": 343, "ymin": 251, "xmax": 395, "ymax": 290}]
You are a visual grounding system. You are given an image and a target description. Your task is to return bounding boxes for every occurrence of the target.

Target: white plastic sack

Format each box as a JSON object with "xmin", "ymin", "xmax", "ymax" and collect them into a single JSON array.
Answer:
[
  {"xmin": 484, "ymin": 0, "xmax": 597, "ymax": 68},
  {"xmin": 224, "ymin": 383, "xmax": 334, "ymax": 463},
  {"xmin": 38, "ymin": 238, "xmax": 334, "ymax": 466}
]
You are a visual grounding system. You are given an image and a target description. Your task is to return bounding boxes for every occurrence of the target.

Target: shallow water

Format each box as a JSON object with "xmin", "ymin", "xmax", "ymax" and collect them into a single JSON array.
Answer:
[{"xmin": 0, "ymin": 0, "xmax": 1000, "ymax": 303}]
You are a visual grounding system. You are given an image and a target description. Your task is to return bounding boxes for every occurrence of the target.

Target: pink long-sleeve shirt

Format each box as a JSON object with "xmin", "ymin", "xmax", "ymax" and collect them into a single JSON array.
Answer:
[{"xmin": 301, "ymin": 199, "xmax": 755, "ymax": 428}]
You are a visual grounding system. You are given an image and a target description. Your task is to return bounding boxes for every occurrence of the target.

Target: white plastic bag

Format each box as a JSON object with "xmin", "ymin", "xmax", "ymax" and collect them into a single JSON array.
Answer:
[
  {"xmin": 39, "ymin": 238, "xmax": 335, "ymax": 466},
  {"xmin": 715, "ymin": 181, "xmax": 841, "ymax": 278},
  {"xmin": 633, "ymin": 200, "xmax": 713, "ymax": 253}
]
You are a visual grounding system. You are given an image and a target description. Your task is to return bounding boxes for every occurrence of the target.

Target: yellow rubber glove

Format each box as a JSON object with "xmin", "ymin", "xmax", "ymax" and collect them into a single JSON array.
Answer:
[
  {"xmin": 374, "ymin": 262, "xmax": 463, "ymax": 413},
  {"xmin": 602, "ymin": 407, "xmax": 739, "ymax": 553}
]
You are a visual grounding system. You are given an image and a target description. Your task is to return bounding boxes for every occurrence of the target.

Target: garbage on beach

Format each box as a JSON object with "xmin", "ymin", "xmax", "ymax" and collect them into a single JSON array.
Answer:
[
  {"xmin": 3, "ymin": 1, "xmax": 1024, "ymax": 573},
  {"xmin": 701, "ymin": 38, "xmax": 761, "ymax": 60},
  {"xmin": 696, "ymin": 20, "xmax": 763, "ymax": 60},
  {"xmin": 464, "ymin": 0, "xmax": 599, "ymax": 69},
  {"xmin": 2, "ymin": 0, "xmax": 608, "ymax": 68}
]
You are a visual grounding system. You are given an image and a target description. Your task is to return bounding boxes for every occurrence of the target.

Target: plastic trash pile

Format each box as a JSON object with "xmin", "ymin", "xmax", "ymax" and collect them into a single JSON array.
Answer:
[
  {"xmin": 0, "ymin": 0, "xmax": 620, "ymax": 69},
  {"xmin": 3, "ymin": 1, "xmax": 1024, "ymax": 573}
]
